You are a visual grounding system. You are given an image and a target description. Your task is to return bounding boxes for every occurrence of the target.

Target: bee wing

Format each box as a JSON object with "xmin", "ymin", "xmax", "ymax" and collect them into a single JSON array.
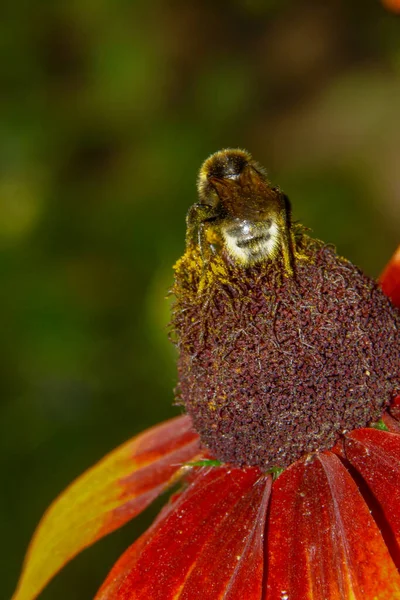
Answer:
[{"xmin": 210, "ymin": 166, "xmax": 280, "ymax": 221}]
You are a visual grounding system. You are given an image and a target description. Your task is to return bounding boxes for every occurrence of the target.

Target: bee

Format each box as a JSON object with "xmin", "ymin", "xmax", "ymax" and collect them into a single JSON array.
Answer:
[{"xmin": 186, "ymin": 149, "xmax": 295, "ymax": 275}]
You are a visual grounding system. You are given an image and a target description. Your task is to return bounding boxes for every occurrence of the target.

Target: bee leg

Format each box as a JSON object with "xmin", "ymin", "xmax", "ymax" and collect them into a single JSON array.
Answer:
[
  {"xmin": 197, "ymin": 222, "xmax": 218, "ymax": 293},
  {"xmin": 185, "ymin": 203, "xmax": 215, "ymax": 252},
  {"xmin": 197, "ymin": 221, "xmax": 215, "ymax": 263},
  {"xmin": 186, "ymin": 203, "xmax": 218, "ymax": 292},
  {"xmin": 279, "ymin": 194, "xmax": 295, "ymax": 277},
  {"xmin": 185, "ymin": 203, "xmax": 202, "ymax": 249},
  {"xmin": 281, "ymin": 226, "xmax": 295, "ymax": 277}
]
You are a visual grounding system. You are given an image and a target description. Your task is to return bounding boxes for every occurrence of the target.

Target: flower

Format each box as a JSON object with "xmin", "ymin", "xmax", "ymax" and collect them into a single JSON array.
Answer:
[{"xmin": 13, "ymin": 150, "xmax": 400, "ymax": 600}]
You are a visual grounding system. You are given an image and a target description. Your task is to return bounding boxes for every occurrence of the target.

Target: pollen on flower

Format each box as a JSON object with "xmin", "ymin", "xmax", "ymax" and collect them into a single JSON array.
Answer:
[{"xmin": 172, "ymin": 193, "xmax": 400, "ymax": 471}]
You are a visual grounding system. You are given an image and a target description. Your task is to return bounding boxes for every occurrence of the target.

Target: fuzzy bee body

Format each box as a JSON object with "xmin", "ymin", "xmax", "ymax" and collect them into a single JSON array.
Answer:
[
  {"xmin": 186, "ymin": 148, "xmax": 295, "ymax": 274},
  {"xmin": 222, "ymin": 218, "xmax": 280, "ymax": 265}
]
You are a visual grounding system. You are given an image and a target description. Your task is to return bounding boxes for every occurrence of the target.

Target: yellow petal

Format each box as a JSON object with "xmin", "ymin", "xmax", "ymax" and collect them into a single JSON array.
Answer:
[{"xmin": 13, "ymin": 415, "xmax": 200, "ymax": 600}]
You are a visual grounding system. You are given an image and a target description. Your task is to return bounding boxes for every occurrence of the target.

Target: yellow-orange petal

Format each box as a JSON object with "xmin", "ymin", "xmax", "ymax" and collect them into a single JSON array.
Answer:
[
  {"xmin": 13, "ymin": 415, "xmax": 201, "ymax": 600},
  {"xmin": 95, "ymin": 466, "xmax": 267, "ymax": 599},
  {"xmin": 266, "ymin": 452, "xmax": 400, "ymax": 600},
  {"xmin": 380, "ymin": 244, "xmax": 400, "ymax": 308}
]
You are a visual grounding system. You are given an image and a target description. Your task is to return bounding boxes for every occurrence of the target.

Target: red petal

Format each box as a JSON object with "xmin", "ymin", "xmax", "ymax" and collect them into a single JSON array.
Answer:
[
  {"xmin": 178, "ymin": 475, "xmax": 271, "ymax": 600},
  {"xmin": 379, "ymin": 245, "xmax": 400, "ymax": 308},
  {"xmin": 96, "ymin": 466, "xmax": 267, "ymax": 600},
  {"xmin": 382, "ymin": 411, "xmax": 400, "ymax": 432},
  {"xmin": 266, "ymin": 452, "xmax": 400, "ymax": 600},
  {"xmin": 13, "ymin": 415, "xmax": 201, "ymax": 600},
  {"xmin": 343, "ymin": 428, "xmax": 400, "ymax": 565},
  {"xmin": 389, "ymin": 394, "xmax": 400, "ymax": 423}
]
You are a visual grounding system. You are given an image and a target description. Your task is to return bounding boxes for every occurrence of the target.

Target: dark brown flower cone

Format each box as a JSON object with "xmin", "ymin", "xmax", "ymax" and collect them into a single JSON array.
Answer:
[{"xmin": 172, "ymin": 239, "xmax": 400, "ymax": 471}]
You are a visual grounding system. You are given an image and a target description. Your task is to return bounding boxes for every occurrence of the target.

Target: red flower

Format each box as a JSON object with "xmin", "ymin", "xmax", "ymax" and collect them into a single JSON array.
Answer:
[{"xmin": 12, "ymin": 151, "xmax": 400, "ymax": 599}]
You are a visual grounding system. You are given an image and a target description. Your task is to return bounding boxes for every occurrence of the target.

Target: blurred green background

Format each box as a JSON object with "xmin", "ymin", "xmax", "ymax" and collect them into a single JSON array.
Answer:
[{"xmin": 2, "ymin": 0, "xmax": 400, "ymax": 597}]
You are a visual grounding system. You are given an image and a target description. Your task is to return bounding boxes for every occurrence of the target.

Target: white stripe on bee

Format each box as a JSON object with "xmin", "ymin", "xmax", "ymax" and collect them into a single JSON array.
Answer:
[{"xmin": 222, "ymin": 220, "xmax": 280, "ymax": 265}]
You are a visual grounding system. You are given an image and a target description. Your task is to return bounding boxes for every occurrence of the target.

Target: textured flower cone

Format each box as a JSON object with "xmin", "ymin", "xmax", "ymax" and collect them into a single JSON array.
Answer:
[
  {"xmin": 173, "ymin": 240, "xmax": 400, "ymax": 471},
  {"xmin": 11, "ymin": 149, "xmax": 400, "ymax": 600}
]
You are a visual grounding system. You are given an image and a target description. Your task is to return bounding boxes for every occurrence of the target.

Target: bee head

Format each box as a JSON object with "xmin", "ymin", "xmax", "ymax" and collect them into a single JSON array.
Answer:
[
  {"xmin": 197, "ymin": 149, "xmax": 265, "ymax": 209},
  {"xmin": 197, "ymin": 148, "xmax": 276, "ymax": 219}
]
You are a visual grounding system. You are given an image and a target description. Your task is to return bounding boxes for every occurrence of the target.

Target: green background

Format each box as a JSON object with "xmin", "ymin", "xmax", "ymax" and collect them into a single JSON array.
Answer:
[{"xmin": 2, "ymin": 1, "xmax": 400, "ymax": 597}]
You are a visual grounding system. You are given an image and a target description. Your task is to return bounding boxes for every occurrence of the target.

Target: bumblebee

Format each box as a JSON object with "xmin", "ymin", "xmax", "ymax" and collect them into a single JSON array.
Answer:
[{"xmin": 186, "ymin": 149, "xmax": 295, "ymax": 275}]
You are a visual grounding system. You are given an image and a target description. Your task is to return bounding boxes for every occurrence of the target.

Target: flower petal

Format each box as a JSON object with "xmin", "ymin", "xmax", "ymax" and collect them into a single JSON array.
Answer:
[
  {"xmin": 177, "ymin": 475, "xmax": 271, "ymax": 600},
  {"xmin": 13, "ymin": 415, "xmax": 201, "ymax": 600},
  {"xmin": 266, "ymin": 452, "xmax": 400, "ymax": 600},
  {"xmin": 382, "ymin": 410, "xmax": 400, "ymax": 432},
  {"xmin": 379, "ymin": 244, "xmax": 400, "ymax": 308},
  {"xmin": 96, "ymin": 466, "xmax": 267, "ymax": 600},
  {"xmin": 343, "ymin": 428, "xmax": 400, "ymax": 565},
  {"xmin": 389, "ymin": 394, "xmax": 400, "ymax": 423}
]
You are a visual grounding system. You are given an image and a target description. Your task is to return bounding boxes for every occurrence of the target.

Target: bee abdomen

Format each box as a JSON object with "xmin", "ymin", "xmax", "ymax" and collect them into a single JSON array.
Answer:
[{"xmin": 222, "ymin": 219, "xmax": 279, "ymax": 265}]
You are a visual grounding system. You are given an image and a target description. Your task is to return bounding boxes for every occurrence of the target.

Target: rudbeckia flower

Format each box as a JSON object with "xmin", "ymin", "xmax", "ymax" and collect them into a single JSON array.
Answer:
[{"xmin": 13, "ymin": 150, "xmax": 400, "ymax": 600}]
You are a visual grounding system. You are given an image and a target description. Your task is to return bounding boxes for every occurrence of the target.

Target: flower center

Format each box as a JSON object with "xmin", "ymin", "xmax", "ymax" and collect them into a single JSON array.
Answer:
[
  {"xmin": 172, "ymin": 244, "xmax": 400, "ymax": 470},
  {"xmin": 171, "ymin": 150, "xmax": 400, "ymax": 471}
]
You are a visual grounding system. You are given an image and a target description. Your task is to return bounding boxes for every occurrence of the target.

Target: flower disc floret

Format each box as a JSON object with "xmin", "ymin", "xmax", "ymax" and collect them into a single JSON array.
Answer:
[{"xmin": 172, "ymin": 241, "xmax": 400, "ymax": 470}]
